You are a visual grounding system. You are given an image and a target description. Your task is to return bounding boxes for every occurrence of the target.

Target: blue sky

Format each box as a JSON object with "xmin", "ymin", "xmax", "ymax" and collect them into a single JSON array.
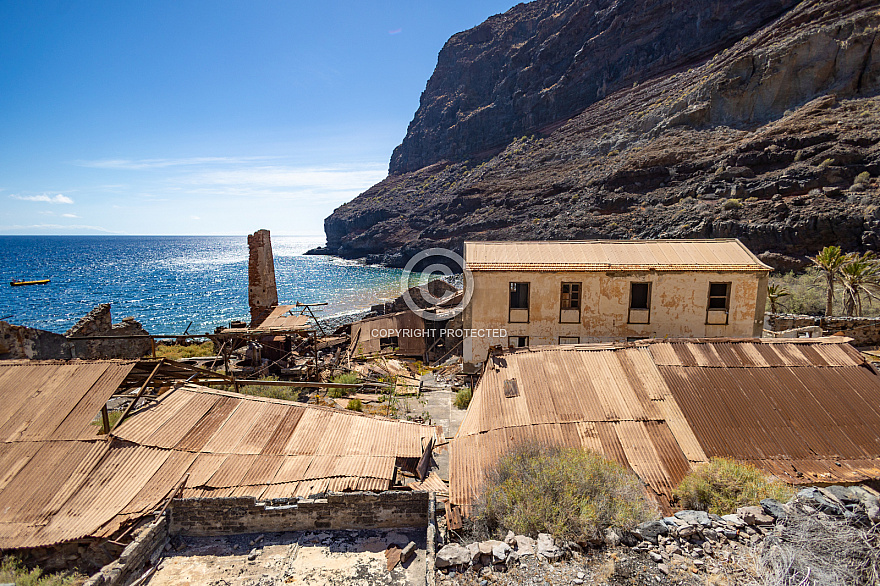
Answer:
[{"xmin": 0, "ymin": 1, "xmax": 516, "ymax": 237}]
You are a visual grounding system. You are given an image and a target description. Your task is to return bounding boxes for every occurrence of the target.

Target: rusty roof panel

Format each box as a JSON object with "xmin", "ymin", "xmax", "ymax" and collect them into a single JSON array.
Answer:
[
  {"xmin": 173, "ymin": 396, "xmax": 239, "ymax": 452},
  {"xmin": 451, "ymin": 338, "xmax": 880, "ymax": 511},
  {"xmin": 464, "ymin": 239, "xmax": 770, "ymax": 272},
  {"xmin": 0, "ymin": 377, "xmax": 437, "ymax": 549},
  {"xmin": 0, "ymin": 361, "xmax": 136, "ymax": 443}
]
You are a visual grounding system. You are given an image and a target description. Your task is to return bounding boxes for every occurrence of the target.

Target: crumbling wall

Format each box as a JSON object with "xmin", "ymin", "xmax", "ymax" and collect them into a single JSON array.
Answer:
[
  {"xmin": 65, "ymin": 304, "xmax": 151, "ymax": 359},
  {"xmin": 248, "ymin": 229, "xmax": 278, "ymax": 326},
  {"xmin": 767, "ymin": 313, "xmax": 880, "ymax": 346},
  {"xmin": 83, "ymin": 515, "xmax": 169, "ymax": 586},
  {"xmin": 0, "ymin": 321, "xmax": 72, "ymax": 360},
  {"xmin": 170, "ymin": 492, "xmax": 429, "ymax": 537}
]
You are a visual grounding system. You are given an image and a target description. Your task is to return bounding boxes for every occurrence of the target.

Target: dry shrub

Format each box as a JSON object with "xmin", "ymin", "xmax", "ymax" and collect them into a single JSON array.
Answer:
[
  {"xmin": 471, "ymin": 443, "xmax": 658, "ymax": 542},
  {"xmin": 673, "ymin": 458, "xmax": 793, "ymax": 515},
  {"xmin": 0, "ymin": 556, "xmax": 84, "ymax": 586},
  {"xmin": 328, "ymin": 372, "xmax": 359, "ymax": 398},
  {"xmin": 746, "ymin": 509, "xmax": 880, "ymax": 586},
  {"xmin": 153, "ymin": 340, "xmax": 215, "ymax": 360},
  {"xmin": 453, "ymin": 387, "xmax": 472, "ymax": 409}
]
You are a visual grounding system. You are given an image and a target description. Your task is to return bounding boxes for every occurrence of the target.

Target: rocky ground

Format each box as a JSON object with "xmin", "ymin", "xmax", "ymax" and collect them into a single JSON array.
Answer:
[
  {"xmin": 433, "ymin": 485, "xmax": 880, "ymax": 586},
  {"xmin": 147, "ymin": 528, "xmax": 427, "ymax": 586},
  {"xmin": 319, "ymin": 0, "xmax": 880, "ymax": 270}
]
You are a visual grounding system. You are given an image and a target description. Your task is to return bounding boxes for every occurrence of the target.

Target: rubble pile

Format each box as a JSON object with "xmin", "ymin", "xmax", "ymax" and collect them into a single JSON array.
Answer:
[{"xmin": 436, "ymin": 484, "xmax": 880, "ymax": 585}]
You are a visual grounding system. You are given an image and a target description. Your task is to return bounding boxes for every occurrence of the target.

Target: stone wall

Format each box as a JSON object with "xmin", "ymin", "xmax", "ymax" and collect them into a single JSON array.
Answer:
[
  {"xmin": 170, "ymin": 492, "xmax": 430, "ymax": 537},
  {"xmin": 65, "ymin": 304, "xmax": 152, "ymax": 359},
  {"xmin": 766, "ymin": 313, "xmax": 880, "ymax": 346},
  {"xmin": 84, "ymin": 515, "xmax": 169, "ymax": 586},
  {"xmin": 0, "ymin": 320, "xmax": 72, "ymax": 360}
]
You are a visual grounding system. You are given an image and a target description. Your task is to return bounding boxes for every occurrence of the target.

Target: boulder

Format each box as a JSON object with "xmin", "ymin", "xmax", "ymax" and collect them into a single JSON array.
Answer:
[
  {"xmin": 737, "ymin": 506, "xmax": 775, "ymax": 525},
  {"xmin": 674, "ymin": 510, "xmax": 712, "ymax": 527},
  {"xmin": 721, "ymin": 514, "xmax": 745, "ymax": 528},
  {"xmin": 492, "ymin": 542, "xmax": 511, "ymax": 562},
  {"xmin": 514, "ymin": 535, "xmax": 536, "ymax": 556},
  {"xmin": 603, "ymin": 528, "xmax": 621, "ymax": 548},
  {"xmin": 536, "ymin": 533, "xmax": 563, "ymax": 561},
  {"xmin": 795, "ymin": 487, "xmax": 846, "ymax": 516},
  {"xmin": 466, "ymin": 542, "xmax": 480, "ymax": 563},
  {"xmin": 760, "ymin": 498, "xmax": 789, "ymax": 521},
  {"xmin": 435, "ymin": 543, "xmax": 471, "ymax": 568},
  {"xmin": 636, "ymin": 520, "xmax": 669, "ymax": 545}
]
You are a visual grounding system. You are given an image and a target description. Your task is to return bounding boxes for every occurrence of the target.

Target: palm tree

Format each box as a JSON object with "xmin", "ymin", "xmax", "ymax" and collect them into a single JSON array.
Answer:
[
  {"xmin": 809, "ymin": 245, "xmax": 851, "ymax": 316},
  {"xmin": 767, "ymin": 283, "xmax": 790, "ymax": 314},
  {"xmin": 839, "ymin": 252, "xmax": 880, "ymax": 317}
]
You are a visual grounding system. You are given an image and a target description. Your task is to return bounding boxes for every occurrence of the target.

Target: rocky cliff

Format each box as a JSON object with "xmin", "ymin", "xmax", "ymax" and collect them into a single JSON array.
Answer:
[{"xmin": 319, "ymin": 0, "xmax": 880, "ymax": 269}]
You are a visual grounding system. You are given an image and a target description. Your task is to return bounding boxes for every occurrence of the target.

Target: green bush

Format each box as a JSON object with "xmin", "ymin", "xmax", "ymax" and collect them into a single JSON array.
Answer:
[
  {"xmin": 855, "ymin": 171, "xmax": 871, "ymax": 185},
  {"xmin": 472, "ymin": 444, "xmax": 657, "ymax": 543},
  {"xmin": 328, "ymin": 372, "xmax": 359, "ymax": 398},
  {"xmin": 673, "ymin": 457, "xmax": 794, "ymax": 515},
  {"xmin": 346, "ymin": 398, "xmax": 363, "ymax": 411},
  {"xmin": 0, "ymin": 556, "xmax": 84, "ymax": 586},
  {"xmin": 722, "ymin": 198, "xmax": 743, "ymax": 210},
  {"xmin": 453, "ymin": 387, "xmax": 472, "ymax": 410}
]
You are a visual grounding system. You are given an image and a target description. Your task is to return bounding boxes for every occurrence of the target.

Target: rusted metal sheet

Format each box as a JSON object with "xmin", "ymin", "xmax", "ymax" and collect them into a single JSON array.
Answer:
[
  {"xmin": 464, "ymin": 239, "xmax": 770, "ymax": 272},
  {"xmin": 451, "ymin": 338, "xmax": 880, "ymax": 512},
  {"xmin": 0, "ymin": 376, "xmax": 438, "ymax": 550},
  {"xmin": 222, "ymin": 305, "xmax": 310, "ymax": 334},
  {"xmin": 0, "ymin": 361, "xmax": 136, "ymax": 442},
  {"xmin": 349, "ymin": 311, "xmax": 428, "ymax": 357}
]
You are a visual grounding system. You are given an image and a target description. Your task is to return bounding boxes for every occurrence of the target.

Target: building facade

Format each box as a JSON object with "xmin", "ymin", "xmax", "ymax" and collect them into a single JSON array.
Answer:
[{"xmin": 462, "ymin": 239, "xmax": 770, "ymax": 364}]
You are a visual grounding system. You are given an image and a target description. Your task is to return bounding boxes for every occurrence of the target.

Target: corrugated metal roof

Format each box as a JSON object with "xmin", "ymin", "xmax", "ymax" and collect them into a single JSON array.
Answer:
[
  {"xmin": 0, "ymin": 361, "xmax": 137, "ymax": 442},
  {"xmin": 0, "ymin": 367, "xmax": 439, "ymax": 550},
  {"xmin": 221, "ymin": 305, "xmax": 310, "ymax": 334},
  {"xmin": 451, "ymin": 338, "xmax": 880, "ymax": 512},
  {"xmin": 463, "ymin": 239, "xmax": 771, "ymax": 272}
]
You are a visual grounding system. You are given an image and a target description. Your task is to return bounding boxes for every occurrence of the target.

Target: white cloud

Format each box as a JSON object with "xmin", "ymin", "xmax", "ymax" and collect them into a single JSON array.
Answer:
[
  {"xmin": 0, "ymin": 223, "xmax": 119, "ymax": 233},
  {"xmin": 176, "ymin": 164, "xmax": 387, "ymax": 201},
  {"xmin": 10, "ymin": 193, "xmax": 74, "ymax": 204},
  {"xmin": 77, "ymin": 156, "xmax": 279, "ymax": 170},
  {"xmin": 61, "ymin": 213, "xmax": 79, "ymax": 218},
  {"xmin": 191, "ymin": 215, "xmax": 201, "ymax": 220}
]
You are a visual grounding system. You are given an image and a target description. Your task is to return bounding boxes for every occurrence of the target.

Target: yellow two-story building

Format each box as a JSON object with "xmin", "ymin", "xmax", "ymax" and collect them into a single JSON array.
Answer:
[{"xmin": 462, "ymin": 239, "xmax": 770, "ymax": 364}]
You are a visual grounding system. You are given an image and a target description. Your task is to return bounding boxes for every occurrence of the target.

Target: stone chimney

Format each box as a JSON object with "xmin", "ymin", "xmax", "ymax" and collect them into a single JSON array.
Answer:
[{"xmin": 248, "ymin": 229, "xmax": 278, "ymax": 326}]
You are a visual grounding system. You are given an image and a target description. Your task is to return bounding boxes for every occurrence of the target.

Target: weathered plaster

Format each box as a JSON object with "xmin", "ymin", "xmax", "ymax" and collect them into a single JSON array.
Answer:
[{"xmin": 464, "ymin": 270, "xmax": 768, "ymax": 363}]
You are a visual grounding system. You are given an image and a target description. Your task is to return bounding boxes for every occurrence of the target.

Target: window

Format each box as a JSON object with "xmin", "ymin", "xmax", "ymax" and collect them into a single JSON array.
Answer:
[
  {"xmin": 708, "ymin": 283, "xmax": 731, "ymax": 309},
  {"xmin": 628, "ymin": 282, "xmax": 652, "ymax": 324},
  {"xmin": 508, "ymin": 336, "xmax": 529, "ymax": 348},
  {"xmin": 559, "ymin": 336, "xmax": 580, "ymax": 344},
  {"xmin": 560, "ymin": 282, "xmax": 581, "ymax": 323},
  {"xmin": 707, "ymin": 282, "xmax": 731, "ymax": 325},
  {"xmin": 509, "ymin": 282, "xmax": 530, "ymax": 323}
]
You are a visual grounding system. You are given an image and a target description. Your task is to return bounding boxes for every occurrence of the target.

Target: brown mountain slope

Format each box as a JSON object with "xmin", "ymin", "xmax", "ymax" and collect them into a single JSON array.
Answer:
[{"xmin": 319, "ymin": 0, "xmax": 880, "ymax": 268}]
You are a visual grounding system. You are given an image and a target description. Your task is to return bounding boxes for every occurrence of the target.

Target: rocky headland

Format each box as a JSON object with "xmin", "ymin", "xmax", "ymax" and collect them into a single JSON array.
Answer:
[{"xmin": 317, "ymin": 0, "xmax": 880, "ymax": 270}]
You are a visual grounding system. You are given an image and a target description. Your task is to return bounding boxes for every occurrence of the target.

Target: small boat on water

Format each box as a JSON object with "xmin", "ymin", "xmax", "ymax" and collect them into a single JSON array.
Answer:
[{"xmin": 10, "ymin": 279, "xmax": 50, "ymax": 286}]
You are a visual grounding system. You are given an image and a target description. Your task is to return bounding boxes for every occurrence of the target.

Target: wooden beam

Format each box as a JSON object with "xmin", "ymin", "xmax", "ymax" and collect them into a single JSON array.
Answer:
[
  {"xmin": 196, "ymin": 379, "xmax": 390, "ymax": 389},
  {"xmin": 110, "ymin": 359, "xmax": 164, "ymax": 433},
  {"xmin": 101, "ymin": 405, "xmax": 111, "ymax": 435}
]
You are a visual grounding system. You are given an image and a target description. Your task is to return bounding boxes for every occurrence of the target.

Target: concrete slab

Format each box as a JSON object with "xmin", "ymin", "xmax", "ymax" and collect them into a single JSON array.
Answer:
[{"xmin": 147, "ymin": 528, "xmax": 426, "ymax": 586}]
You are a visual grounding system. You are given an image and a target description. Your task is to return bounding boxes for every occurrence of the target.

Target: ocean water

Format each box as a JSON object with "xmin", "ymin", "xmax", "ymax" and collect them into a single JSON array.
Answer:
[{"xmin": 0, "ymin": 235, "xmax": 421, "ymax": 335}]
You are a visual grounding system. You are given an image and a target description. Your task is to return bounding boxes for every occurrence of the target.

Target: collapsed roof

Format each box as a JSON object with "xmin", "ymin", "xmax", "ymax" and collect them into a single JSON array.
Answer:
[
  {"xmin": 451, "ymin": 338, "xmax": 880, "ymax": 513},
  {"xmin": 0, "ymin": 360, "xmax": 438, "ymax": 549}
]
